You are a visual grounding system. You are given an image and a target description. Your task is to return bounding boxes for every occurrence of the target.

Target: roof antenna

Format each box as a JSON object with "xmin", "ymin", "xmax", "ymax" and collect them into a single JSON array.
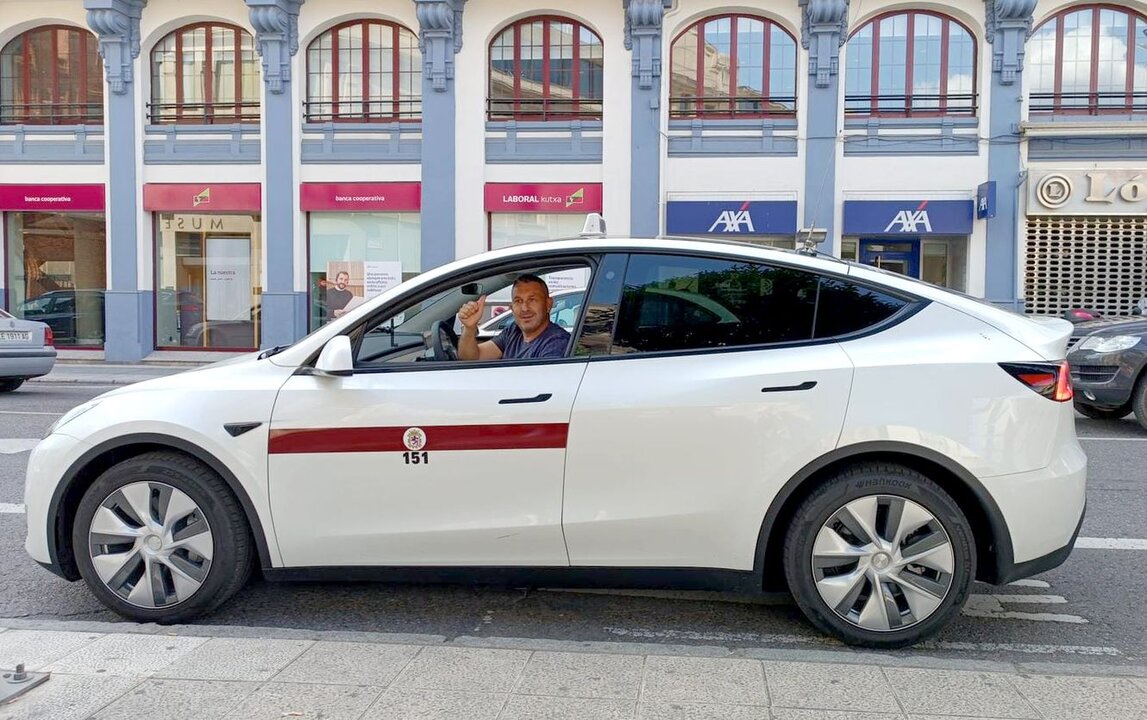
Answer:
[{"xmin": 580, "ymin": 213, "xmax": 607, "ymax": 237}]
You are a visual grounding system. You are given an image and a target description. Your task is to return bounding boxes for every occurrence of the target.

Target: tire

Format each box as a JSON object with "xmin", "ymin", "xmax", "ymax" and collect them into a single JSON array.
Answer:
[
  {"xmin": 0, "ymin": 379, "xmax": 24, "ymax": 392},
  {"xmin": 783, "ymin": 463, "xmax": 975, "ymax": 649},
  {"xmin": 1074, "ymin": 401, "xmax": 1131, "ymax": 421},
  {"xmin": 72, "ymin": 451, "xmax": 253, "ymax": 623},
  {"xmin": 1133, "ymin": 374, "xmax": 1147, "ymax": 432}
]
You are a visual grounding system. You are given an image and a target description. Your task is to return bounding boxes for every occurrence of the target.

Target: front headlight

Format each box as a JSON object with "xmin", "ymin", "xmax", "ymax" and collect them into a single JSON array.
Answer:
[
  {"xmin": 1077, "ymin": 334, "xmax": 1141, "ymax": 353},
  {"xmin": 47, "ymin": 400, "xmax": 101, "ymax": 437}
]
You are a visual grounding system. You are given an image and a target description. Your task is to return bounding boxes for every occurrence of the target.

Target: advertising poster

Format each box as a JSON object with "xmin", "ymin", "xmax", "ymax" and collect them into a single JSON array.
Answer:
[
  {"xmin": 323, "ymin": 260, "xmax": 403, "ymax": 321},
  {"xmin": 205, "ymin": 237, "xmax": 252, "ymax": 321}
]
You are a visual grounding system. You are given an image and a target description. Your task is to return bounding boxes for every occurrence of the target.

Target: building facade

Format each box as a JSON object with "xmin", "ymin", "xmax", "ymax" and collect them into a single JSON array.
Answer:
[{"xmin": 0, "ymin": 0, "xmax": 1143, "ymax": 360}]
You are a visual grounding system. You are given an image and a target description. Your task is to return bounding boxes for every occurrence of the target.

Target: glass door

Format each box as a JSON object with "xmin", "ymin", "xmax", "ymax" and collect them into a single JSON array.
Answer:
[{"xmin": 859, "ymin": 239, "xmax": 920, "ymax": 278}]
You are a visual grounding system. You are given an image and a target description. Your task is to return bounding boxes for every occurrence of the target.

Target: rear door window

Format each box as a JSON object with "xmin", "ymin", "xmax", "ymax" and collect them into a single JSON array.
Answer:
[{"xmin": 813, "ymin": 278, "xmax": 910, "ymax": 338}]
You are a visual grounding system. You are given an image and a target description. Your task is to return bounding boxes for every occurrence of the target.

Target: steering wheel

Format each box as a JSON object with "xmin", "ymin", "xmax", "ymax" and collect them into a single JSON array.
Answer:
[{"xmin": 429, "ymin": 320, "xmax": 460, "ymax": 361}]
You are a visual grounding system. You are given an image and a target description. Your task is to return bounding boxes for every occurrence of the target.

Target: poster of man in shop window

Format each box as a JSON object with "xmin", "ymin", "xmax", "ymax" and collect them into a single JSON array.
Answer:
[{"xmin": 320, "ymin": 261, "xmax": 403, "ymax": 322}]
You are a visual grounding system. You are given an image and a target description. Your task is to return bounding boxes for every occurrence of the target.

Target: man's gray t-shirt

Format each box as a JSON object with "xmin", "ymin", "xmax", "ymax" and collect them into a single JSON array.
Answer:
[{"xmin": 493, "ymin": 322, "xmax": 570, "ymax": 359}]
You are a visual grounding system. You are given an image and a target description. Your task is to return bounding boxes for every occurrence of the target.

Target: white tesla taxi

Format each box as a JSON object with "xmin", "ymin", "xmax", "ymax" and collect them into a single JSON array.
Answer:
[{"xmin": 25, "ymin": 231, "xmax": 1086, "ymax": 648}]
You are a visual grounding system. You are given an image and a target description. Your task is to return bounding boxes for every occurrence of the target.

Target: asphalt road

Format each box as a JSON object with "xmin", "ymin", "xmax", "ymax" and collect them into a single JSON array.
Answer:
[{"xmin": 2, "ymin": 382, "xmax": 1145, "ymax": 669}]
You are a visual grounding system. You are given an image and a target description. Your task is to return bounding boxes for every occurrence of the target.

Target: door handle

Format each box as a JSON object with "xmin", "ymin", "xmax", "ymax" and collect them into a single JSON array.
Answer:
[
  {"xmin": 499, "ymin": 393, "xmax": 553, "ymax": 405},
  {"xmin": 760, "ymin": 381, "xmax": 817, "ymax": 393}
]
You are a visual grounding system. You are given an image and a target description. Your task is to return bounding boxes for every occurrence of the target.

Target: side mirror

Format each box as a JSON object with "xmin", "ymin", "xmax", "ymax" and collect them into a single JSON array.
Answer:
[{"xmin": 314, "ymin": 336, "xmax": 353, "ymax": 377}]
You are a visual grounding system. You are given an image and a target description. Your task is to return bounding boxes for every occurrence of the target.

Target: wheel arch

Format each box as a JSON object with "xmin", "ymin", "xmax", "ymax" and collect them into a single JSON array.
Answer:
[
  {"xmin": 754, "ymin": 441, "xmax": 1013, "ymax": 591},
  {"xmin": 47, "ymin": 433, "xmax": 273, "ymax": 581}
]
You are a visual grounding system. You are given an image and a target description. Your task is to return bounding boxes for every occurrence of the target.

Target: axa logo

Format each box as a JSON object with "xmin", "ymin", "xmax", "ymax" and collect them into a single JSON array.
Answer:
[
  {"xmin": 708, "ymin": 202, "xmax": 755, "ymax": 233},
  {"xmin": 884, "ymin": 202, "xmax": 931, "ymax": 233}
]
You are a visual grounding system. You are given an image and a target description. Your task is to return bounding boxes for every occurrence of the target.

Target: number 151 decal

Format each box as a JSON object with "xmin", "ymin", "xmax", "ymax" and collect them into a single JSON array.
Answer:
[{"xmin": 403, "ymin": 451, "xmax": 429, "ymax": 465}]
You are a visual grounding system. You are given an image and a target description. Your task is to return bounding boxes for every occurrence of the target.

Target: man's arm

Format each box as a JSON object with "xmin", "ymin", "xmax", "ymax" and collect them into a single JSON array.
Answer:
[{"xmin": 456, "ymin": 295, "xmax": 503, "ymax": 361}]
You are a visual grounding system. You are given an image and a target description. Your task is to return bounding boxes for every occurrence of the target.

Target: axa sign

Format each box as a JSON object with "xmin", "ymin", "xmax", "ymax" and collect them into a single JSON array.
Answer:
[
  {"xmin": 884, "ymin": 209, "xmax": 932, "ymax": 233},
  {"xmin": 708, "ymin": 208, "xmax": 756, "ymax": 233},
  {"xmin": 665, "ymin": 200, "xmax": 797, "ymax": 236},
  {"xmin": 842, "ymin": 199, "xmax": 973, "ymax": 236}
]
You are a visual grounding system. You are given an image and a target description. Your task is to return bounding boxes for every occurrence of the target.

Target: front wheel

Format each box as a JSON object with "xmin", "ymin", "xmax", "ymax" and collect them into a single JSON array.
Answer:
[
  {"xmin": 783, "ymin": 463, "xmax": 975, "ymax": 649},
  {"xmin": 72, "ymin": 451, "xmax": 253, "ymax": 623},
  {"xmin": 1133, "ymin": 375, "xmax": 1147, "ymax": 432},
  {"xmin": 1074, "ymin": 401, "xmax": 1130, "ymax": 421}
]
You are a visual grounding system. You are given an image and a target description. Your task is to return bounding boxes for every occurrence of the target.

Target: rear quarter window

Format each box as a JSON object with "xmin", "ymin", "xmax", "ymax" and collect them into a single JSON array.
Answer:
[{"xmin": 814, "ymin": 278, "xmax": 911, "ymax": 338}]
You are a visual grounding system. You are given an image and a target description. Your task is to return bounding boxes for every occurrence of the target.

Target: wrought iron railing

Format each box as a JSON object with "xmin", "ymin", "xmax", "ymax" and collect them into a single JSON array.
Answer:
[
  {"xmin": 302, "ymin": 99, "xmax": 421, "ymax": 123},
  {"xmin": 1029, "ymin": 91, "xmax": 1147, "ymax": 114},
  {"xmin": 843, "ymin": 93, "xmax": 978, "ymax": 117},
  {"xmin": 486, "ymin": 97, "xmax": 603, "ymax": 121},
  {"xmin": 147, "ymin": 101, "xmax": 261, "ymax": 124},
  {"xmin": 668, "ymin": 95, "xmax": 797, "ymax": 119},
  {"xmin": 0, "ymin": 102, "xmax": 103, "ymax": 125}
]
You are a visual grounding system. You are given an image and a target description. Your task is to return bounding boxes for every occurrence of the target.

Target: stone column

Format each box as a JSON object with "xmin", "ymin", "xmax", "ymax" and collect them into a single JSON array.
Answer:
[
  {"xmin": 85, "ymin": 0, "xmax": 148, "ymax": 361},
  {"xmin": 799, "ymin": 0, "xmax": 848, "ymax": 252},
  {"xmin": 246, "ymin": 0, "xmax": 305, "ymax": 348},
  {"xmin": 416, "ymin": 0, "xmax": 464, "ymax": 270},
  {"xmin": 624, "ymin": 0, "xmax": 671, "ymax": 238},
  {"xmin": 985, "ymin": 0, "xmax": 1036, "ymax": 307}
]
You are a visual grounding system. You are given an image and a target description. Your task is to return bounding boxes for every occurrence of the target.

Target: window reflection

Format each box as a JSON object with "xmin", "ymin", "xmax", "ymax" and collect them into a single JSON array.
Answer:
[{"xmin": 488, "ymin": 17, "xmax": 603, "ymax": 120}]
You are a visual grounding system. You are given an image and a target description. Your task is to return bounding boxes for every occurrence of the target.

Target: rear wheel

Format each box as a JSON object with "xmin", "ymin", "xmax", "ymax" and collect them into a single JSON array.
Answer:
[
  {"xmin": 1074, "ymin": 401, "xmax": 1131, "ymax": 421},
  {"xmin": 72, "ymin": 451, "xmax": 253, "ymax": 623},
  {"xmin": 783, "ymin": 463, "xmax": 975, "ymax": 648},
  {"xmin": 0, "ymin": 379, "xmax": 24, "ymax": 392}
]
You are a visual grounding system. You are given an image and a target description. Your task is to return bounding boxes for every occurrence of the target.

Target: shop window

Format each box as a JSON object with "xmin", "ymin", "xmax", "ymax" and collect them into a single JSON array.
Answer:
[
  {"xmin": 6, "ymin": 212, "xmax": 107, "ymax": 346},
  {"xmin": 305, "ymin": 20, "xmax": 421, "ymax": 123},
  {"xmin": 1029, "ymin": 6, "xmax": 1147, "ymax": 115},
  {"xmin": 0, "ymin": 26, "xmax": 103, "ymax": 125},
  {"xmin": 489, "ymin": 213, "xmax": 587, "ymax": 250},
  {"xmin": 488, "ymin": 17, "xmax": 603, "ymax": 120},
  {"xmin": 669, "ymin": 15, "xmax": 797, "ymax": 118},
  {"xmin": 844, "ymin": 11, "xmax": 977, "ymax": 117},
  {"xmin": 150, "ymin": 23, "xmax": 259, "ymax": 124},
  {"xmin": 308, "ymin": 213, "xmax": 421, "ymax": 330},
  {"xmin": 155, "ymin": 213, "xmax": 262, "ymax": 348}
]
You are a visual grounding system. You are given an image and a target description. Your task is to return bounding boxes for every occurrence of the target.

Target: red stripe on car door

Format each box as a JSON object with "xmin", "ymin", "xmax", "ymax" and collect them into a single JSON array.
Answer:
[{"xmin": 268, "ymin": 423, "xmax": 569, "ymax": 454}]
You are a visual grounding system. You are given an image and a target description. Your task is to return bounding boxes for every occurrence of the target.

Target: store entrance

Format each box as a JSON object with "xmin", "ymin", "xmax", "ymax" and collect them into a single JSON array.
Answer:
[{"xmin": 860, "ymin": 239, "xmax": 920, "ymax": 278}]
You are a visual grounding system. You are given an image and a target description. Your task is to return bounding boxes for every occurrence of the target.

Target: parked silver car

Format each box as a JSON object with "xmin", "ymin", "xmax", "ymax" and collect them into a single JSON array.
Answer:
[{"xmin": 0, "ymin": 307, "xmax": 56, "ymax": 391}]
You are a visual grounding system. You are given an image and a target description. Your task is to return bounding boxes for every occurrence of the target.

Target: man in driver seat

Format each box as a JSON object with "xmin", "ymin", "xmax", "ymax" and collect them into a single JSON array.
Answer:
[{"xmin": 456, "ymin": 274, "xmax": 570, "ymax": 360}]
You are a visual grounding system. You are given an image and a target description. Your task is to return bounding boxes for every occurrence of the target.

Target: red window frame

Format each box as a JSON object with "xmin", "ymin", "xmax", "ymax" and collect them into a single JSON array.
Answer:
[
  {"xmin": 304, "ymin": 19, "xmax": 421, "ymax": 123},
  {"xmin": 149, "ymin": 22, "xmax": 257, "ymax": 124},
  {"xmin": 0, "ymin": 25, "xmax": 103, "ymax": 125},
  {"xmin": 846, "ymin": 10, "xmax": 978, "ymax": 118},
  {"xmin": 487, "ymin": 16, "xmax": 603, "ymax": 121},
  {"xmin": 668, "ymin": 14, "xmax": 797, "ymax": 119},
  {"xmin": 1030, "ymin": 4, "xmax": 1147, "ymax": 115}
]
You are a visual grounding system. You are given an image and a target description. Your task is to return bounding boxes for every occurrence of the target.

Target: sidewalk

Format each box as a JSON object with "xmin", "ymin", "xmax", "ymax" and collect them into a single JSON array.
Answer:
[
  {"xmin": 1, "ymin": 620, "xmax": 1145, "ymax": 719},
  {"xmin": 28, "ymin": 351, "xmax": 243, "ymax": 386}
]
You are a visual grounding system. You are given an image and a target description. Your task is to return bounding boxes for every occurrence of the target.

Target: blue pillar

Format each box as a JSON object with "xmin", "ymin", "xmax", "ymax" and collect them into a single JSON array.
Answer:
[
  {"xmin": 247, "ymin": 0, "xmax": 305, "ymax": 348},
  {"xmin": 86, "ymin": 0, "xmax": 149, "ymax": 361},
  {"xmin": 416, "ymin": 0, "xmax": 464, "ymax": 270},
  {"xmin": 624, "ymin": 0, "xmax": 671, "ymax": 238},
  {"xmin": 800, "ymin": 0, "xmax": 849, "ymax": 252},
  {"xmin": 985, "ymin": 0, "xmax": 1036, "ymax": 308}
]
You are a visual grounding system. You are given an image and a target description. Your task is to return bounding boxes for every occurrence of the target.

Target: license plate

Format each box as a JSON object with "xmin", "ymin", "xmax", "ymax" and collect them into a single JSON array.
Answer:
[{"xmin": 0, "ymin": 330, "xmax": 31, "ymax": 342}]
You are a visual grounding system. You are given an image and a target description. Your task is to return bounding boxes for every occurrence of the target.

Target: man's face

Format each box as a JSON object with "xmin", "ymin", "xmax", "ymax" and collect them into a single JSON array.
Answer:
[
  {"xmin": 335, "ymin": 272, "xmax": 349, "ymax": 290},
  {"xmin": 511, "ymin": 280, "xmax": 553, "ymax": 337}
]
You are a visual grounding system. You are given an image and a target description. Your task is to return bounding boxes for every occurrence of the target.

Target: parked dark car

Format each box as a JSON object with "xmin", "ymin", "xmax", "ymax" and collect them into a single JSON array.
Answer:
[{"xmin": 1067, "ymin": 316, "xmax": 1147, "ymax": 429}]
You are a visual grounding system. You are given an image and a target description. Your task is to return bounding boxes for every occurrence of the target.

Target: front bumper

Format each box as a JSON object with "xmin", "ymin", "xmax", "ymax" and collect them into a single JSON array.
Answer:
[
  {"xmin": 1068, "ymin": 346, "xmax": 1145, "ymax": 407},
  {"xmin": 24, "ymin": 432, "xmax": 91, "ymax": 580}
]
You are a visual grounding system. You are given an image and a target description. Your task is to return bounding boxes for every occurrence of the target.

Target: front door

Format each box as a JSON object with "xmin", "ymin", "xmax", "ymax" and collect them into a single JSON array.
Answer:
[{"xmin": 860, "ymin": 239, "xmax": 920, "ymax": 278}]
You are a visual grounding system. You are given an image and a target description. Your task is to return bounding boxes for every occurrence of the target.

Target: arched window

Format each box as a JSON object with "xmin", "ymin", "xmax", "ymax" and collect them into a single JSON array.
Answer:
[
  {"xmin": 488, "ymin": 17, "xmax": 603, "ymax": 120},
  {"xmin": 150, "ymin": 23, "xmax": 259, "ymax": 124},
  {"xmin": 305, "ymin": 20, "xmax": 421, "ymax": 123},
  {"xmin": 0, "ymin": 26, "xmax": 103, "ymax": 124},
  {"xmin": 1030, "ymin": 5, "xmax": 1147, "ymax": 114},
  {"xmin": 844, "ymin": 11, "xmax": 976, "ymax": 116},
  {"xmin": 669, "ymin": 15, "xmax": 797, "ymax": 118}
]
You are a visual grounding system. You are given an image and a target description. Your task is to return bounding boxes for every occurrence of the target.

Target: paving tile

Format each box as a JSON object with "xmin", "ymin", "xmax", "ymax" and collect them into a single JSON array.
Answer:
[
  {"xmin": 156, "ymin": 637, "xmax": 312, "ymax": 682},
  {"xmin": 500, "ymin": 695, "xmax": 636, "ymax": 719},
  {"xmin": 0, "ymin": 630, "xmax": 103, "ymax": 671},
  {"xmin": 764, "ymin": 662, "xmax": 900, "ymax": 713},
  {"xmin": 223, "ymin": 682, "xmax": 383, "ymax": 720},
  {"xmin": 392, "ymin": 646, "xmax": 531, "ymax": 692},
  {"xmin": 272, "ymin": 641, "xmax": 419, "ymax": 686},
  {"xmin": 885, "ymin": 668, "xmax": 1037, "ymax": 718},
  {"xmin": 1010, "ymin": 674, "xmax": 1147, "ymax": 720},
  {"xmin": 642, "ymin": 656, "xmax": 767, "ymax": 705},
  {"xmin": 0, "ymin": 673, "xmax": 140, "ymax": 720},
  {"xmin": 514, "ymin": 651, "xmax": 644, "ymax": 699},
  {"xmin": 89, "ymin": 678, "xmax": 258, "ymax": 720},
  {"xmin": 638, "ymin": 702, "xmax": 770, "ymax": 719},
  {"xmin": 44, "ymin": 633, "xmax": 208, "ymax": 676},
  {"xmin": 361, "ymin": 688, "xmax": 507, "ymax": 719}
]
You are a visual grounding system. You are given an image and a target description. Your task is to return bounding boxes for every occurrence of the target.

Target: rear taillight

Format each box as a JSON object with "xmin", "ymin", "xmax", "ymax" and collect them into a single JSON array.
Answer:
[
  {"xmin": 43, "ymin": 326, "xmax": 54, "ymax": 347},
  {"xmin": 999, "ymin": 361, "xmax": 1073, "ymax": 402}
]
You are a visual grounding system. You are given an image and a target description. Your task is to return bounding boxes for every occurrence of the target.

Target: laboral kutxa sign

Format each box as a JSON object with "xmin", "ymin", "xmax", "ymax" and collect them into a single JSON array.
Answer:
[
  {"xmin": 1030, "ymin": 169, "xmax": 1147, "ymax": 214},
  {"xmin": 484, "ymin": 183, "xmax": 603, "ymax": 213}
]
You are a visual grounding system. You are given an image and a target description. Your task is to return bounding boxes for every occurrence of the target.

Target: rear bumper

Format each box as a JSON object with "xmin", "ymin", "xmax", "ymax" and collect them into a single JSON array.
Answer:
[
  {"xmin": 0, "ymin": 349, "xmax": 56, "ymax": 379},
  {"xmin": 995, "ymin": 504, "xmax": 1085, "ymax": 584}
]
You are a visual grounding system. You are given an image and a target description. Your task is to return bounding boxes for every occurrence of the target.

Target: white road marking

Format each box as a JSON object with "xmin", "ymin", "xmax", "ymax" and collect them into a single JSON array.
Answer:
[
  {"xmin": 962, "ymin": 594, "xmax": 1087, "ymax": 623},
  {"xmin": 989, "ymin": 594, "xmax": 1067, "ymax": 605},
  {"xmin": 0, "ymin": 503, "xmax": 25, "ymax": 514},
  {"xmin": 0, "ymin": 439, "xmax": 39, "ymax": 454},
  {"xmin": 604, "ymin": 626, "xmax": 830, "ymax": 646},
  {"xmin": 1007, "ymin": 579, "xmax": 1050, "ymax": 588},
  {"xmin": 0, "ymin": 411, "xmax": 62, "ymax": 416},
  {"xmin": 1076, "ymin": 537, "xmax": 1147, "ymax": 550},
  {"xmin": 1078, "ymin": 436, "xmax": 1147, "ymax": 441},
  {"xmin": 923, "ymin": 641, "xmax": 1120, "ymax": 656}
]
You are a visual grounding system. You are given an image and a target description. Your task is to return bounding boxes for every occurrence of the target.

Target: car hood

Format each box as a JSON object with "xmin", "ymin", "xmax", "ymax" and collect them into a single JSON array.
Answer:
[
  {"xmin": 1072, "ymin": 317, "xmax": 1147, "ymax": 336},
  {"xmin": 95, "ymin": 351, "xmax": 288, "ymax": 399}
]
